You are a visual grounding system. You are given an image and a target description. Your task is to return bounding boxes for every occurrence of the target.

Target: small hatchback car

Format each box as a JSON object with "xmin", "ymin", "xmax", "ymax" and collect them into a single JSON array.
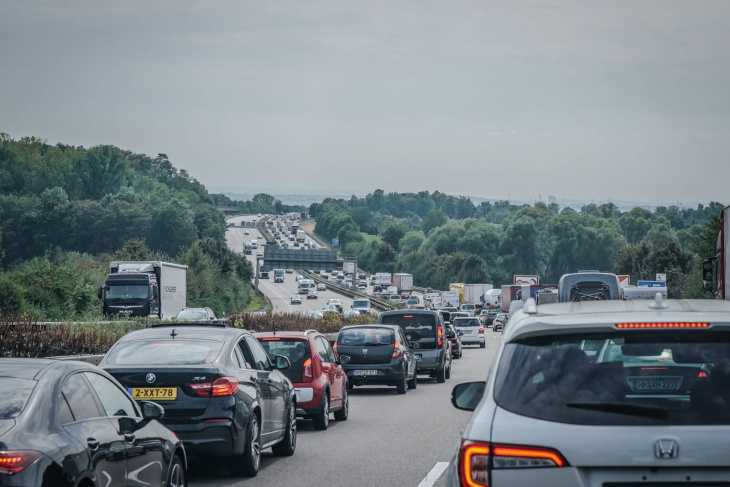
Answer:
[{"xmin": 447, "ymin": 297, "xmax": 730, "ymax": 486}]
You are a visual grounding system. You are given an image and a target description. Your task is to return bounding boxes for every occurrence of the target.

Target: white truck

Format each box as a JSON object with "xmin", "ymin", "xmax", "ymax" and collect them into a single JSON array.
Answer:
[
  {"xmin": 392, "ymin": 273, "xmax": 414, "ymax": 294},
  {"xmin": 99, "ymin": 261, "xmax": 187, "ymax": 320},
  {"xmin": 440, "ymin": 291, "xmax": 461, "ymax": 309},
  {"xmin": 296, "ymin": 230, "xmax": 306, "ymax": 243},
  {"xmin": 463, "ymin": 283, "xmax": 493, "ymax": 305},
  {"xmin": 482, "ymin": 289, "xmax": 502, "ymax": 308},
  {"xmin": 351, "ymin": 298, "xmax": 372, "ymax": 314},
  {"xmin": 374, "ymin": 272, "xmax": 392, "ymax": 286}
]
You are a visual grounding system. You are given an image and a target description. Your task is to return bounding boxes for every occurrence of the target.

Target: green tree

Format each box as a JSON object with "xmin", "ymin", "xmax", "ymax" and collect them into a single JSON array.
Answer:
[
  {"xmin": 381, "ymin": 222, "xmax": 409, "ymax": 249},
  {"xmin": 422, "ymin": 208, "xmax": 448, "ymax": 234},
  {"xmin": 71, "ymin": 145, "xmax": 130, "ymax": 200}
]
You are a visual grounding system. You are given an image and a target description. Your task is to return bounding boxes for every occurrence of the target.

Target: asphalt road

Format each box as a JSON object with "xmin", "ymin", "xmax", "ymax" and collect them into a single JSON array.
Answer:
[{"xmin": 187, "ymin": 325, "xmax": 503, "ymax": 487}]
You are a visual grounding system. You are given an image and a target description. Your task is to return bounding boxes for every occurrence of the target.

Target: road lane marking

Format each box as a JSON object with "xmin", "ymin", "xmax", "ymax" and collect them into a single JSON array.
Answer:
[{"xmin": 417, "ymin": 462, "xmax": 449, "ymax": 487}]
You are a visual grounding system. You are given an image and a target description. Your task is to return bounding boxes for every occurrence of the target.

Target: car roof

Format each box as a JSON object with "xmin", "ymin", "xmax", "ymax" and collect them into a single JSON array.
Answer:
[
  {"xmin": 504, "ymin": 299, "xmax": 730, "ymax": 342},
  {"xmin": 340, "ymin": 324, "xmax": 399, "ymax": 331},
  {"xmin": 0, "ymin": 357, "xmax": 97, "ymax": 380},
  {"xmin": 116, "ymin": 325, "xmax": 245, "ymax": 342},
  {"xmin": 254, "ymin": 331, "xmax": 318, "ymax": 339}
]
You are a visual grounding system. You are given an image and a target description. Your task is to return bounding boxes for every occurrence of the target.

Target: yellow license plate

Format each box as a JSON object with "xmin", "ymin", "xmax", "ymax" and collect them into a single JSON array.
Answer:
[{"xmin": 130, "ymin": 387, "xmax": 177, "ymax": 401}]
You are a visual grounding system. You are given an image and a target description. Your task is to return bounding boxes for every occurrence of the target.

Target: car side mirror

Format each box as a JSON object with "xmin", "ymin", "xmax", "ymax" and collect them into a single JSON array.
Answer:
[
  {"xmin": 140, "ymin": 401, "xmax": 165, "ymax": 420},
  {"xmin": 451, "ymin": 381, "xmax": 486, "ymax": 411},
  {"xmin": 339, "ymin": 355, "xmax": 351, "ymax": 364},
  {"xmin": 97, "ymin": 286, "xmax": 103, "ymax": 300},
  {"xmin": 274, "ymin": 354, "xmax": 291, "ymax": 370}
]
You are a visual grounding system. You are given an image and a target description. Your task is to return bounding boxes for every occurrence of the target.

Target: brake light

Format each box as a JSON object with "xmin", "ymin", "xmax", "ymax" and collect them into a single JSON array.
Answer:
[
  {"xmin": 302, "ymin": 358, "xmax": 313, "ymax": 382},
  {"xmin": 699, "ymin": 371, "xmax": 709, "ymax": 378},
  {"xmin": 392, "ymin": 341, "xmax": 403, "ymax": 359},
  {"xmin": 616, "ymin": 322, "xmax": 709, "ymax": 329},
  {"xmin": 478, "ymin": 328, "xmax": 484, "ymax": 334},
  {"xmin": 459, "ymin": 441, "xmax": 568, "ymax": 486},
  {"xmin": 333, "ymin": 341, "xmax": 338, "ymax": 351},
  {"xmin": 261, "ymin": 337, "xmax": 280, "ymax": 341},
  {"xmin": 0, "ymin": 450, "xmax": 42, "ymax": 474},
  {"xmin": 189, "ymin": 377, "xmax": 239, "ymax": 397},
  {"xmin": 437, "ymin": 326, "xmax": 443, "ymax": 348}
]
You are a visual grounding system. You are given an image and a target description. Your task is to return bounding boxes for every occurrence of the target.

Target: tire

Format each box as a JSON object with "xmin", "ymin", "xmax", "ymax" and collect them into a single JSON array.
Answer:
[
  {"xmin": 407, "ymin": 372, "xmax": 417, "ymax": 390},
  {"xmin": 459, "ymin": 349, "xmax": 463, "ymax": 358},
  {"xmin": 228, "ymin": 414, "xmax": 260, "ymax": 477},
  {"xmin": 454, "ymin": 349, "xmax": 461, "ymax": 359},
  {"xmin": 312, "ymin": 393, "xmax": 329, "ymax": 430},
  {"xmin": 167, "ymin": 454, "xmax": 186, "ymax": 487},
  {"xmin": 480, "ymin": 342, "xmax": 486, "ymax": 349},
  {"xmin": 272, "ymin": 402, "xmax": 297, "ymax": 456},
  {"xmin": 445, "ymin": 364, "xmax": 451, "ymax": 380},
  {"xmin": 436, "ymin": 366, "xmax": 446, "ymax": 384},
  {"xmin": 334, "ymin": 387, "xmax": 349, "ymax": 421},
  {"xmin": 396, "ymin": 375, "xmax": 407, "ymax": 394}
]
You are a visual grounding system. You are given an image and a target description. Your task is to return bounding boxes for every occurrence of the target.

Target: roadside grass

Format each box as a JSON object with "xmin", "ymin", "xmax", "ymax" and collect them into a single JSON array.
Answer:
[
  {"xmin": 244, "ymin": 289, "xmax": 267, "ymax": 312},
  {"xmin": 360, "ymin": 232, "xmax": 381, "ymax": 244}
]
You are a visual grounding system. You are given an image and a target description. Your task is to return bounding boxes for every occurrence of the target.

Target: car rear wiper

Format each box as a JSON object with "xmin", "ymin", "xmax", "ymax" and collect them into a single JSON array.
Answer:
[
  {"xmin": 362, "ymin": 341, "xmax": 389, "ymax": 346},
  {"xmin": 566, "ymin": 401, "xmax": 669, "ymax": 419}
]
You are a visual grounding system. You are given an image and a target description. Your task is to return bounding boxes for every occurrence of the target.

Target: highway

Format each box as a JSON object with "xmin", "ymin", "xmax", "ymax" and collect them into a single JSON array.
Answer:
[
  {"xmin": 225, "ymin": 215, "xmax": 356, "ymax": 314},
  {"xmin": 187, "ymin": 325, "xmax": 502, "ymax": 487}
]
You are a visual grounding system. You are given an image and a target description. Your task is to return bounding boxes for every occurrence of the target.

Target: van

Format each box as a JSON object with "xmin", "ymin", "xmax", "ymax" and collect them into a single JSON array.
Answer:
[
  {"xmin": 298, "ymin": 280, "xmax": 311, "ymax": 294},
  {"xmin": 377, "ymin": 310, "xmax": 452, "ymax": 383}
]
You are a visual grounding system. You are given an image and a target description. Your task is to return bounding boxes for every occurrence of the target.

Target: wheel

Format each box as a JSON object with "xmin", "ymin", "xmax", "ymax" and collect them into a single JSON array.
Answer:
[
  {"xmin": 334, "ymin": 387, "xmax": 349, "ymax": 421},
  {"xmin": 228, "ymin": 414, "xmax": 260, "ymax": 477},
  {"xmin": 445, "ymin": 364, "xmax": 451, "ymax": 380},
  {"xmin": 436, "ymin": 366, "xmax": 446, "ymax": 384},
  {"xmin": 168, "ymin": 454, "xmax": 186, "ymax": 487},
  {"xmin": 396, "ymin": 375, "xmax": 407, "ymax": 394},
  {"xmin": 312, "ymin": 393, "xmax": 329, "ymax": 430},
  {"xmin": 272, "ymin": 402, "xmax": 297, "ymax": 456},
  {"xmin": 480, "ymin": 342, "xmax": 486, "ymax": 349},
  {"xmin": 407, "ymin": 372, "xmax": 417, "ymax": 390}
]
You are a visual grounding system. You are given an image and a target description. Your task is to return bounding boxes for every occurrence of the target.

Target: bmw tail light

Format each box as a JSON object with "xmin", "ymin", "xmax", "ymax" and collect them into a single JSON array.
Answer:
[
  {"xmin": 0, "ymin": 450, "xmax": 42, "ymax": 475},
  {"xmin": 392, "ymin": 341, "xmax": 403, "ymax": 359},
  {"xmin": 302, "ymin": 358, "xmax": 313, "ymax": 382},
  {"xmin": 438, "ymin": 326, "xmax": 443, "ymax": 348},
  {"xmin": 189, "ymin": 377, "xmax": 239, "ymax": 397},
  {"xmin": 459, "ymin": 441, "xmax": 568, "ymax": 487}
]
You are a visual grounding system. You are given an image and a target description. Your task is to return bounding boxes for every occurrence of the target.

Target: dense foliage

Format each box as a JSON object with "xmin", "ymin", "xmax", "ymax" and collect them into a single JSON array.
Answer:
[
  {"xmin": 0, "ymin": 134, "xmax": 254, "ymax": 319},
  {"xmin": 314, "ymin": 191, "xmax": 725, "ymax": 297}
]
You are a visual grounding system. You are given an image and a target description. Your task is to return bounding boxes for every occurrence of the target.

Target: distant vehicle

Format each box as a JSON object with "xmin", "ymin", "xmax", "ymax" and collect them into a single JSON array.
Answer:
[
  {"xmin": 291, "ymin": 295, "xmax": 302, "ymax": 305},
  {"xmin": 463, "ymin": 283, "xmax": 493, "ymax": 306},
  {"xmin": 703, "ymin": 204, "xmax": 730, "ymax": 300},
  {"xmin": 244, "ymin": 230, "xmax": 250, "ymax": 235},
  {"xmin": 445, "ymin": 323, "xmax": 463, "ymax": 358},
  {"xmin": 257, "ymin": 250, "xmax": 264, "ymax": 256},
  {"xmin": 251, "ymin": 239, "xmax": 258, "ymax": 249},
  {"xmin": 259, "ymin": 269, "xmax": 269, "ymax": 279},
  {"xmin": 286, "ymin": 269, "xmax": 294, "ymax": 274},
  {"xmin": 342, "ymin": 309, "xmax": 360, "ymax": 318},
  {"xmin": 392, "ymin": 273, "xmax": 414, "ymax": 293},
  {"xmin": 453, "ymin": 316, "xmax": 485, "ymax": 348},
  {"xmin": 493, "ymin": 313, "xmax": 508, "ymax": 332},
  {"xmin": 351, "ymin": 298, "xmax": 372, "ymax": 314},
  {"xmin": 327, "ymin": 299, "xmax": 343, "ymax": 313},
  {"xmin": 176, "ymin": 307, "xmax": 217, "ymax": 323},
  {"xmin": 558, "ymin": 272, "xmax": 622, "ymax": 302},
  {"xmin": 459, "ymin": 303, "xmax": 476, "ymax": 316},
  {"xmin": 244, "ymin": 243, "xmax": 252, "ymax": 255},
  {"xmin": 307, "ymin": 290, "xmax": 318, "ymax": 299},
  {"xmin": 296, "ymin": 230, "xmax": 306, "ymax": 242},
  {"xmin": 298, "ymin": 280, "xmax": 312, "ymax": 295},
  {"xmin": 274, "ymin": 269, "xmax": 285, "ymax": 283}
]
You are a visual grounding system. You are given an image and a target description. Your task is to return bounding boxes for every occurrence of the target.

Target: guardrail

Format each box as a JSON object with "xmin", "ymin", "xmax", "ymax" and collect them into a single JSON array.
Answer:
[{"xmin": 301, "ymin": 271, "xmax": 396, "ymax": 312}]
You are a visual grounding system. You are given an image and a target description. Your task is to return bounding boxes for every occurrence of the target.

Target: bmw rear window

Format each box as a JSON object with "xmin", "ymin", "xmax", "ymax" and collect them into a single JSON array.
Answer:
[
  {"xmin": 0, "ymin": 378, "xmax": 36, "ymax": 419},
  {"xmin": 494, "ymin": 331, "xmax": 730, "ymax": 425},
  {"xmin": 106, "ymin": 340, "xmax": 224, "ymax": 365},
  {"xmin": 379, "ymin": 313, "xmax": 438, "ymax": 349}
]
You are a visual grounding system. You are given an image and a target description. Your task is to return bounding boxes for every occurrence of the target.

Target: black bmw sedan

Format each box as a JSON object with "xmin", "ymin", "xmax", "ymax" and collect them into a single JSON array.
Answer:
[
  {"xmin": 0, "ymin": 358, "xmax": 185, "ymax": 487},
  {"xmin": 99, "ymin": 324, "xmax": 297, "ymax": 477}
]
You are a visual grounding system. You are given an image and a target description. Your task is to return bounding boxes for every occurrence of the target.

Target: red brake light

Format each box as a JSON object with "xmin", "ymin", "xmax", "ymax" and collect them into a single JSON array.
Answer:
[
  {"xmin": 460, "ymin": 440, "xmax": 490, "ymax": 487},
  {"xmin": 189, "ymin": 377, "xmax": 239, "ymax": 397},
  {"xmin": 0, "ymin": 450, "xmax": 43, "ymax": 474},
  {"xmin": 459, "ymin": 441, "xmax": 568, "ymax": 486},
  {"xmin": 302, "ymin": 358, "xmax": 313, "ymax": 382},
  {"xmin": 616, "ymin": 322, "xmax": 709, "ymax": 329},
  {"xmin": 392, "ymin": 341, "xmax": 403, "ymax": 359},
  {"xmin": 261, "ymin": 337, "xmax": 281, "ymax": 341},
  {"xmin": 478, "ymin": 328, "xmax": 484, "ymax": 334},
  {"xmin": 333, "ymin": 341, "xmax": 338, "ymax": 351},
  {"xmin": 699, "ymin": 370, "xmax": 709, "ymax": 378},
  {"xmin": 438, "ymin": 326, "xmax": 443, "ymax": 348}
]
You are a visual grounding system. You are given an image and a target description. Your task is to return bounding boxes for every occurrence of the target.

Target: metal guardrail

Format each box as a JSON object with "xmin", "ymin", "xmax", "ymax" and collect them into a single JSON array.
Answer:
[{"xmin": 301, "ymin": 271, "xmax": 395, "ymax": 312}]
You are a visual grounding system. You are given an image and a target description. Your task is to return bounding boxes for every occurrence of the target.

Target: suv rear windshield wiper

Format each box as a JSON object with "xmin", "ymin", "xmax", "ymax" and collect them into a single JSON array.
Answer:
[
  {"xmin": 566, "ymin": 402, "xmax": 669, "ymax": 419},
  {"xmin": 362, "ymin": 341, "xmax": 390, "ymax": 346}
]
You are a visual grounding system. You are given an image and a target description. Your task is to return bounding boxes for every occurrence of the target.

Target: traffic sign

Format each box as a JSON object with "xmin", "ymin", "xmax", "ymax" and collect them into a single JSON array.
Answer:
[
  {"xmin": 656, "ymin": 273, "xmax": 667, "ymax": 282},
  {"xmin": 637, "ymin": 280, "xmax": 667, "ymax": 287},
  {"xmin": 617, "ymin": 275, "xmax": 631, "ymax": 288},
  {"xmin": 332, "ymin": 238, "xmax": 339, "ymax": 247}
]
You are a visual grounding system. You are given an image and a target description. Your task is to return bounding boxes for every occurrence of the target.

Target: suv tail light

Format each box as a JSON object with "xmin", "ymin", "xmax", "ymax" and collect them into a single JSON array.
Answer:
[
  {"xmin": 189, "ymin": 377, "xmax": 240, "ymax": 397},
  {"xmin": 459, "ymin": 440, "xmax": 568, "ymax": 486},
  {"xmin": 478, "ymin": 328, "xmax": 484, "ymax": 334},
  {"xmin": 392, "ymin": 341, "xmax": 403, "ymax": 359},
  {"xmin": 0, "ymin": 450, "xmax": 43, "ymax": 474},
  {"xmin": 437, "ymin": 326, "xmax": 443, "ymax": 348},
  {"xmin": 302, "ymin": 358, "xmax": 313, "ymax": 382}
]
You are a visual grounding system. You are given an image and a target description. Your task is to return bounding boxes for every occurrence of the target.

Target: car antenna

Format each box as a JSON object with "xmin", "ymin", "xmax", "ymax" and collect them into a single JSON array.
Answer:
[{"xmin": 170, "ymin": 328, "xmax": 178, "ymax": 339}]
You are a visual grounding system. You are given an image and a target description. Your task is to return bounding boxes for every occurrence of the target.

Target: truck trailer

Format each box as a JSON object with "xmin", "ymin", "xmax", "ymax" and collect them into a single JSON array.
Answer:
[
  {"xmin": 558, "ymin": 272, "xmax": 621, "ymax": 302},
  {"xmin": 703, "ymin": 204, "xmax": 730, "ymax": 300},
  {"xmin": 99, "ymin": 261, "xmax": 187, "ymax": 320},
  {"xmin": 463, "ymin": 283, "xmax": 493, "ymax": 305},
  {"xmin": 392, "ymin": 273, "xmax": 414, "ymax": 293}
]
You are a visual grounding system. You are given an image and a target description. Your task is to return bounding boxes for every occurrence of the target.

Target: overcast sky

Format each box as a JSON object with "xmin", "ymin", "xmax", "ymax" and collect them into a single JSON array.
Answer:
[{"xmin": 1, "ymin": 1, "xmax": 729, "ymax": 203}]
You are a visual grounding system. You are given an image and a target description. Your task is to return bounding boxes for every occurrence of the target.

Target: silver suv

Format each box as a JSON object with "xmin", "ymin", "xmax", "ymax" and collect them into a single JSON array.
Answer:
[{"xmin": 447, "ymin": 297, "xmax": 730, "ymax": 486}]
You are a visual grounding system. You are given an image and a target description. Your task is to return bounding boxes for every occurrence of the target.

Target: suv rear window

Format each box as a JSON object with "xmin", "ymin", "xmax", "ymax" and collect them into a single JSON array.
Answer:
[
  {"xmin": 258, "ymin": 339, "xmax": 312, "ymax": 384},
  {"xmin": 106, "ymin": 340, "xmax": 223, "ymax": 365},
  {"xmin": 338, "ymin": 327, "xmax": 394, "ymax": 346},
  {"xmin": 495, "ymin": 331, "xmax": 730, "ymax": 425},
  {"xmin": 454, "ymin": 318, "xmax": 481, "ymax": 327},
  {"xmin": 0, "ymin": 378, "xmax": 36, "ymax": 419},
  {"xmin": 379, "ymin": 313, "xmax": 438, "ymax": 349}
]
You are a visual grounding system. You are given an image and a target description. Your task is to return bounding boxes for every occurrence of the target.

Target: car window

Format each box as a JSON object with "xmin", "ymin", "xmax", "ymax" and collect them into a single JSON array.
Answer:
[
  {"xmin": 243, "ymin": 336, "xmax": 272, "ymax": 371},
  {"xmin": 106, "ymin": 339, "xmax": 224, "ymax": 365},
  {"xmin": 0, "ymin": 378, "xmax": 37, "ymax": 420},
  {"xmin": 379, "ymin": 313, "xmax": 438, "ymax": 349},
  {"xmin": 454, "ymin": 318, "xmax": 481, "ymax": 327},
  {"xmin": 258, "ymin": 338, "xmax": 310, "ymax": 383},
  {"xmin": 58, "ymin": 394, "xmax": 74, "ymax": 424},
  {"xmin": 314, "ymin": 337, "xmax": 330, "ymax": 363},
  {"xmin": 338, "ymin": 327, "xmax": 395, "ymax": 346},
  {"xmin": 61, "ymin": 373, "xmax": 102, "ymax": 422},
  {"xmin": 85, "ymin": 372, "xmax": 138, "ymax": 418},
  {"xmin": 232, "ymin": 346, "xmax": 247, "ymax": 369},
  {"xmin": 495, "ymin": 331, "xmax": 730, "ymax": 426}
]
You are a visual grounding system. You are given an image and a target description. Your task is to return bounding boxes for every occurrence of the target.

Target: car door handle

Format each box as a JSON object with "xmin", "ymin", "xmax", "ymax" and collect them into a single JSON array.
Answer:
[
  {"xmin": 124, "ymin": 433, "xmax": 135, "ymax": 443},
  {"xmin": 87, "ymin": 438, "xmax": 99, "ymax": 451}
]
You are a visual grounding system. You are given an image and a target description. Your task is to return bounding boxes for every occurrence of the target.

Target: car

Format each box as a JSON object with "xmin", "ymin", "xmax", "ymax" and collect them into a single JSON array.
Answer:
[
  {"xmin": 453, "ymin": 316, "xmax": 485, "ymax": 348},
  {"xmin": 445, "ymin": 323, "xmax": 463, "ymax": 358},
  {"xmin": 477, "ymin": 309, "xmax": 490, "ymax": 324},
  {"xmin": 293, "ymin": 242, "xmax": 300, "ymax": 247},
  {"xmin": 327, "ymin": 298, "xmax": 343, "ymax": 313},
  {"xmin": 357, "ymin": 281, "xmax": 368, "ymax": 289},
  {"xmin": 335, "ymin": 324, "xmax": 418, "ymax": 394},
  {"xmin": 405, "ymin": 298, "xmax": 421, "ymax": 309},
  {"xmin": 245, "ymin": 230, "xmax": 249, "ymax": 235},
  {"xmin": 317, "ymin": 283, "xmax": 326, "ymax": 291},
  {"xmin": 291, "ymin": 294, "xmax": 302, "ymax": 305},
  {"xmin": 176, "ymin": 306, "xmax": 217, "ymax": 322},
  {"xmin": 255, "ymin": 330, "xmax": 348, "ymax": 430},
  {"xmin": 377, "ymin": 309, "xmax": 452, "ymax": 383},
  {"xmin": 459, "ymin": 303, "xmax": 476, "ymax": 316},
  {"xmin": 256, "ymin": 250, "xmax": 263, "ymax": 256},
  {"xmin": 492, "ymin": 312, "xmax": 508, "ymax": 332},
  {"xmin": 100, "ymin": 324, "xmax": 297, "ymax": 478},
  {"xmin": 446, "ymin": 298, "xmax": 730, "ymax": 487},
  {"xmin": 0, "ymin": 358, "xmax": 187, "ymax": 487},
  {"xmin": 321, "ymin": 304, "xmax": 340, "ymax": 315},
  {"xmin": 286, "ymin": 269, "xmax": 293, "ymax": 273},
  {"xmin": 342, "ymin": 309, "xmax": 360, "ymax": 318},
  {"xmin": 301, "ymin": 310, "xmax": 324, "ymax": 319},
  {"xmin": 307, "ymin": 290, "xmax": 318, "ymax": 299},
  {"xmin": 449, "ymin": 311, "xmax": 470, "ymax": 322}
]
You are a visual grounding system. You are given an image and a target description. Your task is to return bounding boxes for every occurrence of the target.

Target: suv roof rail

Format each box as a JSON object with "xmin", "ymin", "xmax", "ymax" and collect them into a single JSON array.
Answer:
[
  {"xmin": 304, "ymin": 329, "xmax": 319, "ymax": 335},
  {"xmin": 149, "ymin": 321, "xmax": 229, "ymax": 328}
]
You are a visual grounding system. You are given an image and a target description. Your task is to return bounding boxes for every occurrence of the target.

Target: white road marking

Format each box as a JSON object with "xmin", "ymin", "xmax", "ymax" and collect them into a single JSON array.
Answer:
[{"xmin": 417, "ymin": 462, "xmax": 449, "ymax": 487}]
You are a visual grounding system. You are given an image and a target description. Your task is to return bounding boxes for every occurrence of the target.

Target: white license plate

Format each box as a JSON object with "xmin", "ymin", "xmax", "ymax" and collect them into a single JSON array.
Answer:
[
  {"xmin": 631, "ymin": 378, "xmax": 680, "ymax": 392},
  {"xmin": 354, "ymin": 370, "xmax": 378, "ymax": 376}
]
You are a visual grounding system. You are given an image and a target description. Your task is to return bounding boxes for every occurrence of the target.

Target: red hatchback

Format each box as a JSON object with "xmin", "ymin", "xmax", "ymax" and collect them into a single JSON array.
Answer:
[{"xmin": 255, "ymin": 330, "xmax": 348, "ymax": 430}]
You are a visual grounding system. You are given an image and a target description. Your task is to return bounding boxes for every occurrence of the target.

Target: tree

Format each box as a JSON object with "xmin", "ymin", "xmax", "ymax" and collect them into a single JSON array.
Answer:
[
  {"xmin": 71, "ymin": 145, "xmax": 130, "ymax": 200},
  {"xmin": 381, "ymin": 222, "xmax": 409, "ymax": 250},
  {"xmin": 422, "ymin": 208, "xmax": 448, "ymax": 234}
]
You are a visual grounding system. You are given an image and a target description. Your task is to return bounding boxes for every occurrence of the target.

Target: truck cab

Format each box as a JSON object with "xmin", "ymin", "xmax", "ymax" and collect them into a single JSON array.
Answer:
[{"xmin": 274, "ymin": 269, "xmax": 285, "ymax": 283}]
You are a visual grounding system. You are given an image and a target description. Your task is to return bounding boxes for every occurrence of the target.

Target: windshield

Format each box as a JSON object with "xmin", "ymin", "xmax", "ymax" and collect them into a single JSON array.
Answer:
[
  {"xmin": 379, "ymin": 313, "xmax": 438, "ymax": 349},
  {"xmin": 454, "ymin": 318, "xmax": 481, "ymax": 327},
  {"xmin": 0, "ymin": 378, "xmax": 36, "ymax": 419},
  {"xmin": 106, "ymin": 340, "xmax": 224, "ymax": 365},
  {"xmin": 338, "ymin": 327, "xmax": 395, "ymax": 346},
  {"xmin": 106, "ymin": 284, "xmax": 149, "ymax": 299},
  {"xmin": 494, "ymin": 331, "xmax": 730, "ymax": 425},
  {"xmin": 353, "ymin": 300, "xmax": 370, "ymax": 308},
  {"xmin": 258, "ymin": 339, "xmax": 311, "ymax": 383},
  {"xmin": 176, "ymin": 310, "xmax": 207, "ymax": 320}
]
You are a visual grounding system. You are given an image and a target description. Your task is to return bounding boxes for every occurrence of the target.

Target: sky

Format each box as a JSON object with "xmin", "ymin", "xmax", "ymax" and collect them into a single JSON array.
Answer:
[{"xmin": 1, "ymin": 0, "xmax": 729, "ymax": 204}]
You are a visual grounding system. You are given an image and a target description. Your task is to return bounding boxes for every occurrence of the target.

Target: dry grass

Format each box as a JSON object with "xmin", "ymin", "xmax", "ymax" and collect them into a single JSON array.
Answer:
[{"xmin": 231, "ymin": 312, "xmax": 376, "ymax": 334}]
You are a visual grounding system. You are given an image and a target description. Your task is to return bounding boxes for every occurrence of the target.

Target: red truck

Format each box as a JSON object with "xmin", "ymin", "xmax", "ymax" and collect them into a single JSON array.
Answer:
[{"xmin": 703, "ymin": 204, "xmax": 730, "ymax": 300}]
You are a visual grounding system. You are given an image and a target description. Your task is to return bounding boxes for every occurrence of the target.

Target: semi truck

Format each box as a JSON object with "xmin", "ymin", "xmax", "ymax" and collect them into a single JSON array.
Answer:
[
  {"xmin": 703, "ymin": 204, "xmax": 730, "ymax": 300},
  {"xmin": 482, "ymin": 289, "xmax": 502, "ymax": 308},
  {"xmin": 392, "ymin": 273, "xmax": 414, "ymax": 294},
  {"xmin": 463, "ymin": 283, "xmax": 493, "ymax": 305},
  {"xmin": 98, "ymin": 261, "xmax": 187, "ymax": 320},
  {"xmin": 374, "ymin": 272, "xmax": 392, "ymax": 286},
  {"xmin": 558, "ymin": 272, "xmax": 621, "ymax": 302},
  {"xmin": 441, "ymin": 291, "xmax": 461, "ymax": 308}
]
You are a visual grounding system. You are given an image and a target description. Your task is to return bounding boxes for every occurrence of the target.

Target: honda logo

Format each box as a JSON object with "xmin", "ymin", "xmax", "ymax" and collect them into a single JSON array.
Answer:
[{"xmin": 654, "ymin": 439, "xmax": 679, "ymax": 459}]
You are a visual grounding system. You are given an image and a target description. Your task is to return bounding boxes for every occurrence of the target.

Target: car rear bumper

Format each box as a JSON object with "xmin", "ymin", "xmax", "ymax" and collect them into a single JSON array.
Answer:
[
  {"xmin": 460, "ymin": 335, "xmax": 484, "ymax": 344},
  {"xmin": 343, "ymin": 362, "xmax": 406, "ymax": 385},
  {"xmin": 412, "ymin": 351, "xmax": 445, "ymax": 373},
  {"xmin": 165, "ymin": 421, "xmax": 239, "ymax": 456}
]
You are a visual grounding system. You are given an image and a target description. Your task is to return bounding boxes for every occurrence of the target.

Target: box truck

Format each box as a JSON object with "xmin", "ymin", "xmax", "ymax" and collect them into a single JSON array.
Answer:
[
  {"xmin": 99, "ymin": 261, "xmax": 187, "ymax": 320},
  {"xmin": 703, "ymin": 204, "xmax": 730, "ymax": 300},
  {"xmin": 463, "ymin": 284, "xmax": 493, "ymax": 305},
  {"xmin": 392, "ymin": 273, "xmax": 414, "ymax": 294},
  {"xmin": 374, "ymin": 272, "xmax": 392, "ymax": 285}
]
